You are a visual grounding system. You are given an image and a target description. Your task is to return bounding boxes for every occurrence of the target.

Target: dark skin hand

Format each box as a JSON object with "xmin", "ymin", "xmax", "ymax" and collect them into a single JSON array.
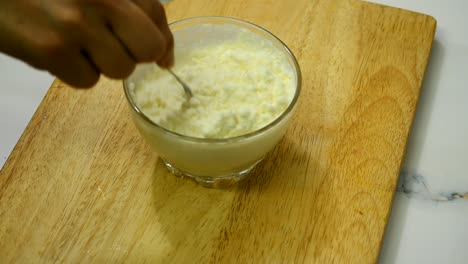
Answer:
[{"xmin": 0, "ymin": 0, "xmax": 174, "ymax": 88}]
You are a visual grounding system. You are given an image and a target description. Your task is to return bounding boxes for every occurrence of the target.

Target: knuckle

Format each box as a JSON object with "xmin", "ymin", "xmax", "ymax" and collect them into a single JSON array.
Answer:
[
  {"xmin": 61, "ymin": 11, "xmax": 84, "ymax": 29},
  {"xmin": 37, "ymin": 38, "xmax": 66, "ymax": 59}
]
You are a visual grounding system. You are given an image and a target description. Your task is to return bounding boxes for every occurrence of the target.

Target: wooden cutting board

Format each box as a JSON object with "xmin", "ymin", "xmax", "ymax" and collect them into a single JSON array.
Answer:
[{"xmin": 0, "ymin": 0, "xmax": 436, "ymax": 263}]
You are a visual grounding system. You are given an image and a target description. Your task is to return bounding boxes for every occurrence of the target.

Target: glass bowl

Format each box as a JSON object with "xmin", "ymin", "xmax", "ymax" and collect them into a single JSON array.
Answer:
[{"xmin": 124, "ymin": 16, "xmax": 301, "ymax": 188}]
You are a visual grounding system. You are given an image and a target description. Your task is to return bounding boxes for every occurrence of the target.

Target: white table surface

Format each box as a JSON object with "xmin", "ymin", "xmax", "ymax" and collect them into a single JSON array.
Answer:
[{"xmin": 0, "ymin": 1, "xmax": 467, "ymax": 263}]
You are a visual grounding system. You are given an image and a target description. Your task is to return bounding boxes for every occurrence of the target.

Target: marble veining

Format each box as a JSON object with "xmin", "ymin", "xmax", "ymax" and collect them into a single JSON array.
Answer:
[{"xmin": 397, "ymin": 170, "xmax": 468, "ymax": 202}]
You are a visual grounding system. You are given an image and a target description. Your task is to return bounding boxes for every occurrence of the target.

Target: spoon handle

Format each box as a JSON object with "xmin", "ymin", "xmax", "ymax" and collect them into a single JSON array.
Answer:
[{"xmin": 168, "ymin": 69, "xmax": 194, "ymax": 98}]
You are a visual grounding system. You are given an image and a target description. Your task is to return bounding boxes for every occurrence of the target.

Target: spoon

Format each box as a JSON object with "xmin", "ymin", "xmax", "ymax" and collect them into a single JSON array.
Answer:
[{"xmin": 167, "ymin": 69, "xmax": 194, "ymax": 98}]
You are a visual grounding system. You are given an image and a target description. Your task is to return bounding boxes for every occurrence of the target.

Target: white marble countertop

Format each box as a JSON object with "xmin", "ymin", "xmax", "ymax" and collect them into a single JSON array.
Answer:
[
  {"xmin": 369, "ymin": 1, "xmax": 468, "ymax": 263},
  {"xmin": 0, "ymin": 1, "xmax": 467, "ymax": 263}
]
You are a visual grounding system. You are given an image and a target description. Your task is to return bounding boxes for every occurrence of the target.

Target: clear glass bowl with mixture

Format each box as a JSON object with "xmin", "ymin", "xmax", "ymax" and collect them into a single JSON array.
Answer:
[{"xmin": 124, "ymin": 16, "xmax": 301, "ymax": 188}]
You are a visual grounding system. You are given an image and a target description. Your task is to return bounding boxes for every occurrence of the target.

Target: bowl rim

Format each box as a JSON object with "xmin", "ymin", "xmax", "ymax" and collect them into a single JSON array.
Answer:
[{"xmin": 123, "ymin": 16, "xmax": 302, "ymax": 143}]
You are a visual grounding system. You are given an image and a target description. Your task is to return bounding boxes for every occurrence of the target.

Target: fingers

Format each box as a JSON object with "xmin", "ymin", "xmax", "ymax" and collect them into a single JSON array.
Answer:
[
  {"xmin": 25, "ymin": 31, "xmax": 100, "ymax": 88},
  {"xmin": 104, "ymin": 0, "xmax": 168, "ymax": 64},
  {"xmin": 131, "ymin": 0, "xmax": 174, "ymax": 68},
  {"xmin": 83, "ymin": 23, "xmax": 136, "ymax": 79},
  {"xmin": 48, "ymin": 50, "xmax": 100, "ymax": 88}
]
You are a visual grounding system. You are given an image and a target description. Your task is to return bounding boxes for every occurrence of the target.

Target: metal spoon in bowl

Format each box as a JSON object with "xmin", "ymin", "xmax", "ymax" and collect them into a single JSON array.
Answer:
[{"xmin": 167, "ymin": 69, "xmax": 194, "ymax": 98}]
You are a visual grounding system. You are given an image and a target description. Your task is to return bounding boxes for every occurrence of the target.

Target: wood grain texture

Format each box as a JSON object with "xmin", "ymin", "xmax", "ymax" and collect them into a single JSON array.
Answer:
[{"xmin": 0, "ymin": 0, "xmax": 436, "ymax": 263}]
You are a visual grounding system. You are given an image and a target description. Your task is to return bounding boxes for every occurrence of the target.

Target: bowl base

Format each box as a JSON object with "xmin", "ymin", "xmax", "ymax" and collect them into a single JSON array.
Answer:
[{"xmin": 162, "ymin": 160, "xmax": 261, "ymax": 188}]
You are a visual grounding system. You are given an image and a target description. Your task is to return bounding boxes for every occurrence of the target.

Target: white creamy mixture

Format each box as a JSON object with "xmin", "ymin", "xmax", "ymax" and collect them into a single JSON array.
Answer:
[{"xmin": 131, "ymin": 25, "xmax": 295, "ymax": 139}]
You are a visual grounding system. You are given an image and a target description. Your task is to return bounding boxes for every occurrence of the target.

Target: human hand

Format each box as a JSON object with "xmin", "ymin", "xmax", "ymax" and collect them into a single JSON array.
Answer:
[{"xmin": 0, "ymin": 0, "xmax": 174, "ymax": 88}]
